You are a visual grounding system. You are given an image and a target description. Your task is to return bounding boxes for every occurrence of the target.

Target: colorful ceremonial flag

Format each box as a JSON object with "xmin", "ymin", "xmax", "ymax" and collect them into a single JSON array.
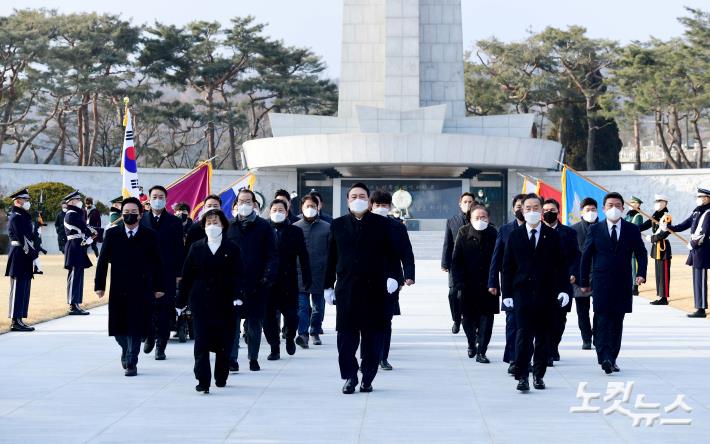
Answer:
[
  {"xmin": 219, "ymin": 172, "xmax": 256, "ymax": 215},
  {"xmin": 165, "ymin": 161, "xmax": 212, "ymax": 219},
  {"xmin": 522, "ymin": 175, "xmax": 538, "ymax": 194},
  {"xmin": 538, "ymin": 179, "xmax": 562, "ymax": 204},
  {"xmin": 120, "ymin": 102, "xmax": 140, "ymax": 198},
  {"xmin": 561, "ymin": 166, "xmax": 607, "ymax": 225}
]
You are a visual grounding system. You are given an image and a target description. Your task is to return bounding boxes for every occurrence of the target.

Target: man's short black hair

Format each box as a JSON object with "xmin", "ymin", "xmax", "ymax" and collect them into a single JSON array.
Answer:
[
  {"xmin": 269, "ymin": 199, "xmax": 288, "ymax": 211},
  {"xmin": 301, "ymin": 194, "xmax": 319, "ymax": 207},
  {"xmin": 149, "ymin": 185, "xmax": 168, "ymax": 198},
  {"xmin": 348, "ymin": 182, "xmax": 370, "ymax": 197},
  {"xmin": 603, "ymin": 192, "xmax": 624, "ymax": 206},
  {"xmin": 274, "ymin": 189, "xmax": 291, "ymax": 202},
  {"xmin": 175, "ymin": 202, "xmax": 190, "ymax": 212},
  {"xmin": 543, "ymin": 198, "xmax": 561, "ymax": 210},
  {"xmin": 235, "ymin": 189, "xmax": 256, "ymax": 208},
  {"xmin": 121, "ymin": 197, "xmax": 143, "ymax": 213},
  {"xmin": 523, "ymin": 193, "xmax": 542, "ymax": 206},
  {"xmin": 466, "ymin": 204, "xmax": 489, "ymax": 221},
  {"xmin": 310, "ymin": 191, "xmax": 323, "ymax": 204},
  {"xmin": 370, "ymin": 190, "xmax": 392, "ymax": 205},
  {"xmin": 512, "ymin": 193, "xmax": 526, "ymax": 207},
  {"xmin": 580, "ymin": 197, "xmax": 598, "ymax": 210},
  {"xmin": 460, "ymin": 192, "xmax": 475, "ymax": 202},
  {"xmin": 204, "ymin": 194, "xmax": 222, "ymax": 205}
]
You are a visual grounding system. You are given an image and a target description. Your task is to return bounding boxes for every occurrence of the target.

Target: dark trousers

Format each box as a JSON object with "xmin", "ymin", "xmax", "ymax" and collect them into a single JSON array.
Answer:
[
  {"xmin": 503, "ymin": 310, "xmax": 517, "ymax": 363},
  {"xmin": 145, "ymin": 299, "xmax": 172, "ymax": 352},
  {"xmin": 297, "ymin": 292, "xmax": 325, "ymax": 336},
  {"xmin": 513, "ymin": 307, "xmax": 550, "ymax": 379},
  {"xmin": 380, "ymin": 290, "xmax": 400, "ymax": 361},
  {"xmin": 574, "ymin": 297, "xmax": 593, "ymax": 343},
  {"xmin": 67, "ymin": 267, "xmax": 84, "ymax": 305},
  {"xmin": 115, "ymin": 335, "xmax": 141, "ymax": 367},
  {"xmin": 692, "ymin": 267, "xmax": 707, "ymax": 309},
  {"xmin": 89, "ymin": 241, "xmax": 99, "ymax": 257},
  {"xmin": 338, "ymin": 328, "xmax": 384, "ymax": 386},
  {"xmin": 462, "ymin": 312, "xmax": 494, "ymax": 355},
  {"xmin": 655, "ymin": 259, "xmax": 671, "ymax": 298},
  {"xmin": 194, "ymin": 341, "xmax": 230, "ymax": 388},
  {"xmin": 264, "ymin": 295, "xmax": 298, "ymax": 349},
  {"xmin": 448, "ymin": 286, "xmax": 461, "ymax": 324},
  {"xmin": 550, "ymin": 310, "xmax": 567, "ymax": 358},
  {"xmin": 8, "ymin": 277, "xmax": 31, "ymax": 319},
  {"xmin": 231, "ymin": 316, "xmax": 262, "ymax": 362},
  {"xmin": 593, "ymin": 312, "xmax": 625, "ymax": 364}
]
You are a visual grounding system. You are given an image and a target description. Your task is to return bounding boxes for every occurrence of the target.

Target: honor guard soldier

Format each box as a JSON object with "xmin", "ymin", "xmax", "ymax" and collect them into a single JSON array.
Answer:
[
  {"xmin": 108, "ymin": 196, "xmax": 123, "ymax": 225},
  {"xmin": 63, "ymin": 190, "xmax": 96, "ymax": 315},
  {"xmin": 665, "ymin": 188, "xmax": 710, "ymax": 318},
  {"xmin": 5, "ymin": 188, "xmax": 39, "ymax": 331},
  {"xmin": 639, "ymin": 195, "xmax": 672, "ymax": 305},
  {"xmin": 625, "ymin": 196, "xmax": 645, "ymax": 296}
]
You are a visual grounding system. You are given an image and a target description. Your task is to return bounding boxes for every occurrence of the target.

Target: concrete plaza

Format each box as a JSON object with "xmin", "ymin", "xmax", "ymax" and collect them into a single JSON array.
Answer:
[{"xmin": 1, "ymin": 258, "xmax": 710, "ymax": 443}]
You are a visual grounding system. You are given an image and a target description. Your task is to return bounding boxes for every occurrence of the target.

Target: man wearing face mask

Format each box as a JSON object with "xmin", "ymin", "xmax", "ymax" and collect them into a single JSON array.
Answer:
[
  {"xmin": 324, "ymin": 183, "xmax": 399, "ymax": 394},
  {"xmin": 263, "ymin": 200, "xmax": 312, "ymax": 360},
  {"xmin": 63, "ymin": 190, "xmax": 96, "ymax": 315},
  {"xmin": 107, "ymin": 197, "xmax": 123, "ymax": 226},
  {"xmin": 95, "ymin": 197, "xmax": 164, "ymax": 377},
  {"xmin": 370, "ymin": 190, "xmax": 415, "ymax": 371},
  {"xmin": 581, "ymin": 192, "xmax": 647, "ymax": 375},
  {"xmin": 172, "ymin": 202, "xmax": 193, "ymax": 243},
  {"xmin": 441, "ymin": 192, "xmax": 476, "ymax": 335},
  {"xmin": 294, "ymin": 194, "xmax": 331, "ymax": 346},
  {"xmin": 502, "ymin": 193, "xmax": 569, "ymax": 391},
  {"xmin": 139, "ymin": 185, "xmax": 185, "ymax": 360},
  {"xmin": 638, "ymin": 195, "xmax": 672, "ymax": 305},
  {"xmin": 570, "ymin": 198, "xmax": 599, "ymax": 350},
  {"xmin": 310, "ymin": 191, "xmax": 333, "ymax": 224},
  {"xmin": 487, "ymin": 194, "xmax": 526, "ymax": 375},
  {"xmin": 6, "ymin": 189, "xmax": 39, "ymax": 332},
  {"xmin": 663, "ymin": 188, "xmax": 710, "ymax": 318},
  {"xmin": 542, "ymin": 198, "xmax": 580, "ymax": 365},
  {"xmin": 274, "ymin": 189, "xmax": 300, "ymax": 224},
  {"xmin": 227, "ymin": 189, "xmax": 278, "ymax": 372},
  {"xmin": 185, "ymin": 195, "xmax": 222, "ymax": 252}
]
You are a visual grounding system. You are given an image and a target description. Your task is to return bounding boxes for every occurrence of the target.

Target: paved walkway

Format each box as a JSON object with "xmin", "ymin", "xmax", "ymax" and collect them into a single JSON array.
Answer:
[{"xmin": 1, "ymin": 259, "xmax": 709, "ymax": 443}]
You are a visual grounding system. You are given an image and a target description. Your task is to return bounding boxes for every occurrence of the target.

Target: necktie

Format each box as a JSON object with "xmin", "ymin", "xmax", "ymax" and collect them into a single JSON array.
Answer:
[
  {"xmin": 611, "ymin": 224, "xmax": 618, "ymax": 247},
  {"xmin": 529, "ymin": 228, "xmax": 537, "ymax": 250},
  {"xmin": 128, "ymin": 230, "xmax": 134, "ymax": 239}
]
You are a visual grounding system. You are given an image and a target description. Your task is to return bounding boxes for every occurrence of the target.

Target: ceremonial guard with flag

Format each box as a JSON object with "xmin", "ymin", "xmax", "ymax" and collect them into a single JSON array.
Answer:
[
  {"xmin": 5, "ymin": 189, "xmax": 39, "ymax": 332},
  {"xmin": 639, "ymin": 195, "xmax": 673, "ymax": 305},
  {"xmin": 63, "ymin": 189, "xmax": 96, "ymax": 315}
]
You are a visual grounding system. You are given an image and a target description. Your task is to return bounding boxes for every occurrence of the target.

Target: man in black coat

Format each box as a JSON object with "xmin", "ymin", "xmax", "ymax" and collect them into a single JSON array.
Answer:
[
  {"xmin": 5, "ymin": 189, "xmax": 39, "ymax": 332},
  {"xmin": 311, "ymin": 190, "xmax": 333, "ymax": 223},
  {"xmin": 264, "ymin": 199, "xmax": 312, "ymax": 360},
  {"xmin": 542, "ymin": 198, "xmax": 580, "ymax": 364},
  {"xmin": 441, "ymin": 192, "xmax": 476, "ymax": 334},
  {"xmin": 570, "ymin": 197, "xmax": 599, "ymax": 349},
  {"xmin": 95, "ymin": 197, "xmax": 164, "ymax": 377},
  {"xmin": 324, "ymin": 183, "xmax": 399, "ymax": 394},
  {"xmin": 274, "ymin": 189, "xmax": 301, "ymax": 224},
  {"xmin": 580, "ymin": 192, "xmax": 647, "ymax": 374},
  {"xmin": 227, "ymin": 189, "xmax": 278, "ymax": 372},
  {"xmin": 487, "ymin": 193, "xmax": 526, "ymax": 374},
  {"xmin": 139, "ymin": 185, "xmax": 185, "ymax": 360},
  {"xmin": 502, "ymin": 193, "xmax": 570, "ymax": 391},
  {"xmin": 370, "ymin": 190, "xmax": 415, "ymax": 371},
  {"xmin": 63, "ymin": 190, "xmax": 96, "ymax": 315}
]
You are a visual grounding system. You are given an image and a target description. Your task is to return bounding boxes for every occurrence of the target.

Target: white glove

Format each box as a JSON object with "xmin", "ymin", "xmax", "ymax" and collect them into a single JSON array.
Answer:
[
  {"xmin": 691, "ymin": 233, "xmax": 704, "ymax": 241},
  {"xmin": 557, "ymin": 292, "xmax": 570, "ymax": 308},
  {"xmin": 386, "ymin": 278, "xmax": 399, "ymax": 294},
  {"xmin": 175, "ymin": 307, "xmax": 184, "ymax": 316},
  {"xmin": 687, "ymin": 242, "xmax": 694, "ymax": 251},
  {"xmin": 659, "ymin": 222, "xmax": 668, "ymax": 232},
  {"xmin": 325, "ymin": 288, "xmax": 335, "ymax": 305},
  {"xmin": 233, "ymin": 299, "xmax": 243, "ymax": 306},
  {"xmin": 83, "ymin": 237, "xmax": 94, "ymax": 245},
  {"xmin": 502, "ymin": 298, "xmax": 514, "ymax": 308},
  {"xmin": 645, "ymin": 235, "xmax": 652, "ymax": 242}
]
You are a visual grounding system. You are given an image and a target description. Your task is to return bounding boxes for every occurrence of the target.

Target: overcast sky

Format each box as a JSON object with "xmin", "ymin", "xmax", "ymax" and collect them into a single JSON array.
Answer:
[{"xmin": 2, "ymin": 0, "xmax": 706, "ymax": 78}]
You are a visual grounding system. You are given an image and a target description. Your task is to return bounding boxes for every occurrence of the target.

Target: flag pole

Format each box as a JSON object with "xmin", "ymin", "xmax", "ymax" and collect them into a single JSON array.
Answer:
[{"xmin": 554, "ymin": 160, "xmax": 688, "ymax": 243}]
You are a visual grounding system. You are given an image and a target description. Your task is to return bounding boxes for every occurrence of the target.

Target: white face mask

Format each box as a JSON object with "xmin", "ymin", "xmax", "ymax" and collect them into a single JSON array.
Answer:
[
  {"xmin": 237, "ymin": 204, "xmax": 253, "ymax": 217},
  {"xmin": 205, "ymin": 224, "xmax": 222, "ymax": 240},
  {"xmin": 302, "ymin": 207, "xmax": 318, "ymax": 219},
  {"xmin": 372, "ymin": 207, "xmax": 390, "ymax": 217},
  {"xmin": 74, "ymin": 201, "xmax": 83, "ymax": 209},
  {"xmin": 605, "ymin": 207, "xmax": 623, "ymax": 222},
  {"xmin": 697, "ymin": 197, "xmax": 706, "ymax": 207},
  {"xmin": 582, "ymin": 211, "xmax": 598, "ymax": 223},
  {"xmin": 460, "ymin": 203, "xmax": 471, "ymax": 214},
  {"xmin": 22, "ymin": 201, "xmax": 31, "ymax": 211},
  {"xmin": 523, "ymin": 211, "xmax": 541, "ymax": 225},
  {"xmin": 654, "ymin": 202, "xmax": 666, "ymax": 212},
  {"xmin": 151, "ymin": 198, "xmax": 166, "ymax": 211},
  {"xmin": 270, "ymin": 212, "xmax": 287, "ymax": 223},
  {"xmin": 348, "ymin": 199, "xmax": 369, "ymax": 214},
  {"xmin": 472, "ymin": 220, "xmax": 488, "ymax": 231}
]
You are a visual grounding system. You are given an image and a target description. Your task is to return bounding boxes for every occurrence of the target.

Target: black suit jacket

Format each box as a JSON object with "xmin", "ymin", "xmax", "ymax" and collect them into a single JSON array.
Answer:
[
  {"xmin": 140, "ymin": 211, "xmax": 185, "ymax": 301},
  {"xmin": 501, "ymin": 223, "xmax": 566, "ymax": 311}
]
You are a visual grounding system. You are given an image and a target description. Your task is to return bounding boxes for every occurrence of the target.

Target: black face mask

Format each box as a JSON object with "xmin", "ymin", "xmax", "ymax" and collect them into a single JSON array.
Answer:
[
  {"xmin": 123, "ymin": 213, "xmax": 139, "ymax": 225},
  {"xmin": 543, "ymin": 211, "xmax": 559, "ymax": 224},
  {"xmin": 514, "ymin": 209, "xmax": 524, "ymax": 221},
  {"xmin": 179, "ymin": 213, "xmax": 188, "ymax": 222}
]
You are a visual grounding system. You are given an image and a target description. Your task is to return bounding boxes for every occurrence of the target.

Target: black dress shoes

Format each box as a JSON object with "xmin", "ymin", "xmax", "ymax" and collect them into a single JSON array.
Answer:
[
  {"xmin": 311, "ymin": 334, "xmax": 322, "ymax": 345},
  {"xmin": 612, "ymin": 363, "xmax": 620, "ymax": 372},
  {"xmin": 552, "ymin": 352, "xmax": 560, "ymax": 361},
  {"xmin": 451, "ymin": 322, "xmax": 461, "ymax": 334},
  {"xmin": 68, "ymin": 304, "xmax": 90, "ymax": 315},
  {"xmin": 267, "ymin": 346, "xmax": 281, "ymax": 360},
  {"xmin": 155, "ymin": 349, "xmax": 166, "ymax": 360},
  {"xmin": 360, "ymin": 383, "xmax": 373, "ymax": 393},
  {"xmin": 380, "ymin": 360, "xmax": 393, "ymax": 371},
  {"xmin": 143, "ymin": 337, "xmax": 155, "ymax": 354},
  {"xmin": 476, "ymin": 354, "xmax": 490, "ymax": 364},
  {"xmin": 507, "ymin": 363, "xmax": 516, "ymax": 376},
  {"xmin": 688, "ymin": 309, "xmax": 707, "ymax": 318},
  {"xmin": 650, "ymin": 298, "xmax": 668, "ymax": 305},
  {"xmin": 215, "ymin": 380, "xmax": 226, "ymax": 388},
  {"xmin": 602, "ymin": 360, "xmax": 613, "ymax": 374},
  {"xmin": 249, "ymin": 360, "xmax": 260, "ymax": 371},
  {"xmin": 195, "ymin": 384, "xmax": 209, "ymax": 394},
  {"xmin": 229, "ymin": 360, "xmax": 239, "ymax": 372},
  {"xmin": 533, "ymin": 377, "xmax": 545, "ymax": 390},
  {"xmin": 342, "ymin": 378, "xmax": 358, "ymax": 394},
  {"xmin": 10, "ymin": 320, "xmax": 33, "ymax": 332},
  {"xmin": 467, "ymin": 348, "xmax": 475, "ymax": 358},
  {"xmin": 295, "ymin": 335, "xmax": 309, "ymax": 349},
  {"xmin": 516, "ymin": 377, "xmax": 530, "ymax": 392},
  {"xmin": 547, "ymin": 358, "xmax": 554, "ymax": 367},
  {"xmin": 582, "ymin": 341, "xmax": 592, "ymax": 350},
  {"xmin": 285, "ymin": 338, "xmax": 296, "ymax": 355},
  {"xmin": 125, "ymin": 365, "xmax": 137, "ymax": 377}
]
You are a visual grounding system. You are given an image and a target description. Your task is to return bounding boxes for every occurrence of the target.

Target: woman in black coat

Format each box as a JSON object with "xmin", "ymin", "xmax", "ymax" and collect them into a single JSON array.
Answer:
[
  {"xmin": 178, "ymin": 209, "xmax": 245, "ymax": 394},
  {"xmin": 451, "ymin": 205, "xmax": 499, "ymax": 363}
]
